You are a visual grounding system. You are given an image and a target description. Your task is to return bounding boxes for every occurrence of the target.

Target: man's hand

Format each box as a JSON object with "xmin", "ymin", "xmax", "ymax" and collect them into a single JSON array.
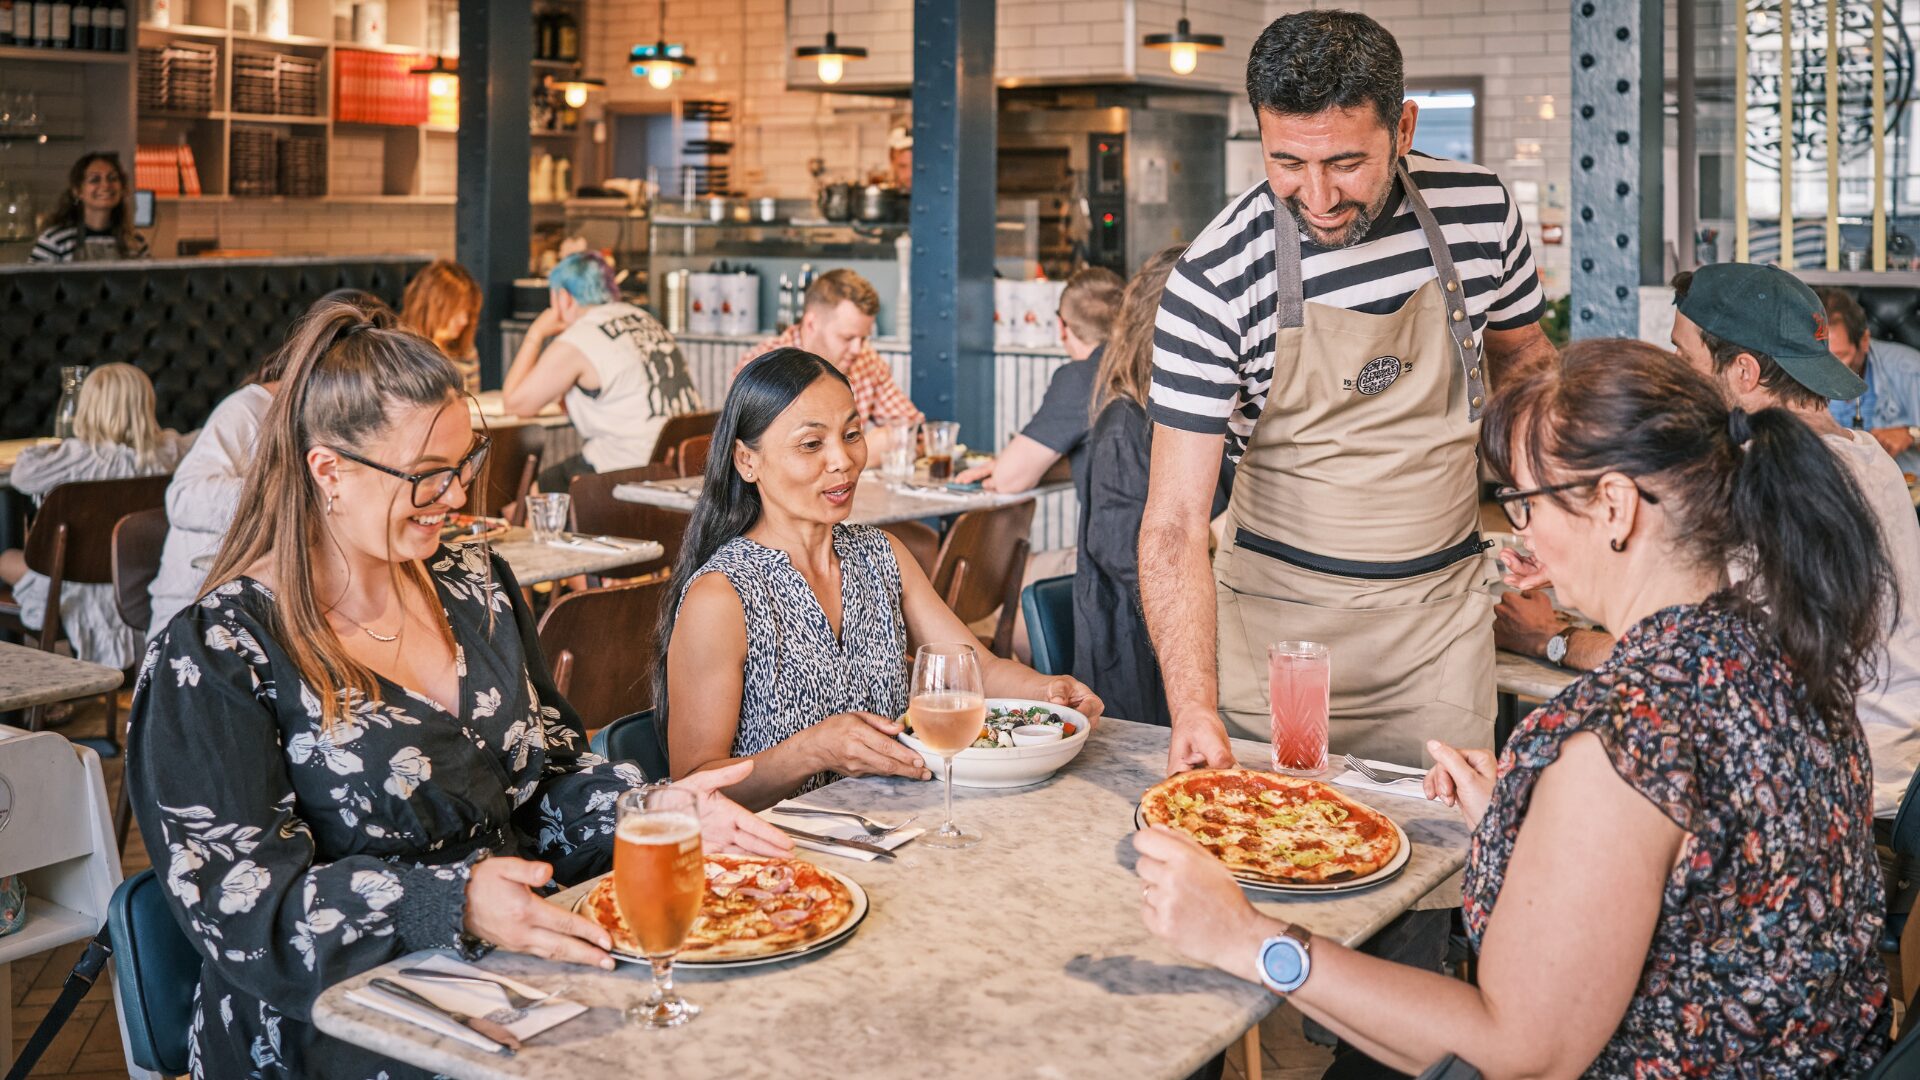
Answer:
[
  {"xmin": 1494, "ymin": 590, "xmax": 1567, "ymax": 658},
  {"xmin": 1871, "ymin": 426, "xmax": 1916, "ymax": 458},
  {"xmin": 1168, "ymin": 710, "xmax": 1236, "ymax": 775},
  {"xmin": 526, "ymin": 306, "xmax": 566, "ymax": 345},
  {"xmin": 955, "ymin": 459, "xmax": 996, "ymax": 485}
]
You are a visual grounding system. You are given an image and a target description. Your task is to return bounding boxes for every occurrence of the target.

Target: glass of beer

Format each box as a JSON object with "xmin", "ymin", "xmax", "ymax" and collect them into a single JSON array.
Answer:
[
  {"xmin": 1269, "ymin": 641, "xmax": 1331, "ymax": 775},
  {"xmin": 614, "ymin": 785, "xmax": 706, "ymax": 1027},
  {"xmin": 910, "ymin": 642, "xmax": 986, "ymax": 849},
  {"xmin": 922, "ymin": 421, "xmax": 960, "ymax": 483}
]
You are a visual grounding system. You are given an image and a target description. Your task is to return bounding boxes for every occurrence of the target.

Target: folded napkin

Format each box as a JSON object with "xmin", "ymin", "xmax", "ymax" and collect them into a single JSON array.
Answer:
[
  {"xmin": 762, "ymin": 801, "xmax": 924, "ymax": 861},
  {"xmin": 1324, "ymin": 758, "xmax": 1432, "ymax": 802},
  {"xmin": 345, "ymin": 955, "xmax": 585, "ymax": 1053}
]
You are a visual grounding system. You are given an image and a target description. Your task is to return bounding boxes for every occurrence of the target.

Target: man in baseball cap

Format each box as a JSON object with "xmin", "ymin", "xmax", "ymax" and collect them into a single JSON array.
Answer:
[{"xmin": 1499, "ymin": 261, "xmax": 1920, "ymax": 826}]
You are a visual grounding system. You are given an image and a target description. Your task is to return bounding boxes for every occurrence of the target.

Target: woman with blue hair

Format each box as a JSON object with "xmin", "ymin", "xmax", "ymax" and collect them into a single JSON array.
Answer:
[{"xmin": 503, "ymin": 251, "xmax": 703, "ymax": 489}]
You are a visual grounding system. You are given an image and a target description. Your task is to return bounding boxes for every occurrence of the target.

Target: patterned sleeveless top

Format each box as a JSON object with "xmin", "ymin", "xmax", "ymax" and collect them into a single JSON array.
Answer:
[
  {"xmin": 1463, "ymin": 598, "xmax": 1891, "ymax": 1075},
  {"xmin": 688, "ymin": 524, "xmax": 910, "ymax": 794}
]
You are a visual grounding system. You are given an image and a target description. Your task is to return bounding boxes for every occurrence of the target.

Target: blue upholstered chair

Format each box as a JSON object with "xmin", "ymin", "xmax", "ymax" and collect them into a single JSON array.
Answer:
[
  {"xmin": 108, "ymin": 869, "xmax": 200, "ymax": 1076},
  {"xmin": 1020, "ymin": 575, "xmax": 1075, "ymax": 677}
]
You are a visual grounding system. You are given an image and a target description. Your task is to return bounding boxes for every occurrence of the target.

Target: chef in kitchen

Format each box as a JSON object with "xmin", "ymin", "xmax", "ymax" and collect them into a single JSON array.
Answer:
[{"xmin": 1140, "ymin": 10, "xmax": 1556, "ymax": 774}]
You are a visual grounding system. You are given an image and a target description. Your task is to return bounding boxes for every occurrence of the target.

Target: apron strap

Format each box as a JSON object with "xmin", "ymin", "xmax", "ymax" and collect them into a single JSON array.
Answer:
[
  {"xmin": 1267, "ymin": 160, "xmax": 1490, "ymax": 420},
  {"xmin": 1234, "ymin": 527, "xmax": 1490, "ymax": 581}
]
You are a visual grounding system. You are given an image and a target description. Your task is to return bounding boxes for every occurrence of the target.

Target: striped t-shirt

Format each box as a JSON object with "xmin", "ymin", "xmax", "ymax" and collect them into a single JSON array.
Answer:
[{"xmin": 1150, "ymin": 153, "xmax": 1545, "ymax": 462}]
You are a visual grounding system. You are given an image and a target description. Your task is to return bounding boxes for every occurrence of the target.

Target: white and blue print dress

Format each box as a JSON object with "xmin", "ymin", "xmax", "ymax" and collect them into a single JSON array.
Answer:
[
  {"xmin": 687, "ymin": 524, "xmax": 909, "ymax": 794},
  {"xmin": 127, "ymin": 544, "xmax": 646, "ymax": 1080}
]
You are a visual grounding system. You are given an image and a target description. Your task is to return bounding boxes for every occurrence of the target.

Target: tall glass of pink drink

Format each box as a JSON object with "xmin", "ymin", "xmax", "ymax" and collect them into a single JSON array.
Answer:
[{"xmin": 1268, "ymin": 641, "xmax": 1330, "ymax": 775}]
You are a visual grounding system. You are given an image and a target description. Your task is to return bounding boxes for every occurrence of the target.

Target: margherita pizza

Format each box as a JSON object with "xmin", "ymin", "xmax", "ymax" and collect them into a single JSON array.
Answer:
[
  {"xmin": 1140, "ymin": 769, "xmax": 1400, "ymax": 884},
  {"xmin": 581, "ymin": 854, "xmax": 857, "ymax": 963}
]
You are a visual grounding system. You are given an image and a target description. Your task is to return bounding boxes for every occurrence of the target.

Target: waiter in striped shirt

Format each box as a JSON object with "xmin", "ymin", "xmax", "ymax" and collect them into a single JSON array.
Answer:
[{"xmin": 1142, "ymin": 11, "xmax": 1557, "ymax": 774}]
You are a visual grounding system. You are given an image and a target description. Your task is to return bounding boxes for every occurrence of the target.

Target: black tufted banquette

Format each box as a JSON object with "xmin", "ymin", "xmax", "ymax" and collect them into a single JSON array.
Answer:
[
  {"xmin": 0, "ymin": 255, "xmax": 429, "ymax": 439},
  {"xmin": 1849, "ymin": 287, "xmax": 1920, "ymax": 353}
]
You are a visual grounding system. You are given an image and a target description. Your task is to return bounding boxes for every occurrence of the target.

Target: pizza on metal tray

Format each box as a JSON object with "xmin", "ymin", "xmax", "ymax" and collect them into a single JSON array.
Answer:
[
  {"xmin": 581, "ymin": 853, "xmax": 856, "ymax": 962},
  {"xmin": 1140, "ymin": 768, "xmax": 1400, "ymax": 884}
]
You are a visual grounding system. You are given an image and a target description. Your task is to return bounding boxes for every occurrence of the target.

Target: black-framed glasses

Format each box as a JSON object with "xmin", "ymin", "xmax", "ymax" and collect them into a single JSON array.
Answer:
[
  {"xmin": 332, "ymin": 433, "xmax": 491, "ymax": 508},
  {"xmin": 1493, "ymin": 480, "xmax": 1659, "ymax": 530}
]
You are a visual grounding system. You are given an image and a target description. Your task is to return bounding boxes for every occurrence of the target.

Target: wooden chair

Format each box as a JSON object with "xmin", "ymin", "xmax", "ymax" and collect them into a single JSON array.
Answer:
[
  {"xmin": 111, "ymin": 507, "xmax": 168, "ymax": 639},
  {"xmin": 930, "ymin": 501, "xmax": 1036, "ymax": 659},
  {"xmin": 471, "ymin": 423, "xmax": 539, "ymax": 523},
  {"xmin": 568, "ymin": 464, "xmax": 689, "ymax": 580},
  {"xmin": 4, "ymin": 475, "xmax": 170, "ymax": 740},
  {"xmin": 676, "ymin": 433, "xmax": 713, "ymax": 479},
  {"xmin": 537, "ymin": 579, "xmax": 667, "ymax": 731},
  {"xmin": 878, "ymin": 520, "xmax": 940, "ymax": 577},
  {"xmin": 647, "ymin": 410, "xmax": 720, "ymax": 472}
]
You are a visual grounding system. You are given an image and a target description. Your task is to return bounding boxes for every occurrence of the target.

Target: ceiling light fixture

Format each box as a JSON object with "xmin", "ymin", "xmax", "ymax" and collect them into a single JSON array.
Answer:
[
  {"xmin": 631, "ymin": 0, "xmax": 696, "ymax": 90},
  {"xmin": 1143, "ymin": 0, "xmax": 1223, "ymax": 76},
  {"xmin": 548, "ymin": 74, "xmax": 606, "ymax": 109},
  {"xmin": 793, "ymin": 0, "xmax": 867, "ymax": 85}
]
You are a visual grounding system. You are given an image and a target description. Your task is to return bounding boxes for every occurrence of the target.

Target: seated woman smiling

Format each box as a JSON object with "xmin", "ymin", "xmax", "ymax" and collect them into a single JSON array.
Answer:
[
  {"xmin": 129, "ymin": 303, "xmax": 787, "ymax": 1080},
  {"xmin": 660, "ymin": 347, "xmax": 1103, "ymax": 809}
]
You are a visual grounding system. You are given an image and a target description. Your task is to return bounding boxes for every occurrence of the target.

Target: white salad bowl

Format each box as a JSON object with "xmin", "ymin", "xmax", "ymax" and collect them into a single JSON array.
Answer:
[{"xmin": 898, "ymin": 698, "xmax": 1093, "ymax": 789}]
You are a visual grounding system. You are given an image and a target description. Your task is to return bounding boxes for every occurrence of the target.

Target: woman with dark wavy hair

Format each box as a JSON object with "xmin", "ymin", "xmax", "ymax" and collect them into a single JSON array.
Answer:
[
  {"xmin": 30, "ymin": 152, "xmax": 147, "ymax": 262},
  {"xmin": 1134, "ymin": 339, "xmax": 1893, "ymax": 1076},
  {"xmin": 657, "ymin": 347, "xmax": 1103, "ymax": 809}
]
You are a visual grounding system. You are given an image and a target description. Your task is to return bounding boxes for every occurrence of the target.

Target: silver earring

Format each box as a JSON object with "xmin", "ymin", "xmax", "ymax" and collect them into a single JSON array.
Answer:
[{"xmin": 325, "ymin": 491, "xmax": 336, "ymax": 515}]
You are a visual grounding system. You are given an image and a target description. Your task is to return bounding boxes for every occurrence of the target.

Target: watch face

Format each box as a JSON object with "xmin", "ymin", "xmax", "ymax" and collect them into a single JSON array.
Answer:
[{"xmin": 1261, "ymin": 938, "xmax": 1306, "ymax": 989}]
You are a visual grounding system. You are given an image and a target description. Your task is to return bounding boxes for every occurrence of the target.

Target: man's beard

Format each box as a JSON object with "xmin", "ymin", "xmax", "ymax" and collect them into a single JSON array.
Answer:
[{"xmin": 1285, "ymin": 181, "xmax": 1396, "ymax": 249}]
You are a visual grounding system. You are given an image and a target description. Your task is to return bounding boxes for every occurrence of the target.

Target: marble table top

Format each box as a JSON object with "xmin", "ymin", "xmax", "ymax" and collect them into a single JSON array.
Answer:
[
  {"xmin": 1495, "ymin": 648, "xmax": 1578, "ymax": 702},
  {"xmin": 312, "ymin": 718, "xmax": 1470, "ymax": 1080},
  {"xmin": 470, "ymin": 392, "xmax": 572, "ymax": 430},
  {"xmin": 0, "ymin": 643, "xmax": 123, "ymax": 712},
  {"xmin": 614, "ymin": 474, "xmax": 1070, "ymax": 527},
  {"xmin": 482, "ymin": 529, "xmax": 662, "ymax": 586}
]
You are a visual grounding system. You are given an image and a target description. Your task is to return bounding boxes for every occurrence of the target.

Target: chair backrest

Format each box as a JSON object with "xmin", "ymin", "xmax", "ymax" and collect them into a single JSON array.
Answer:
[
  {"xmin": 111, "ymin": 507, "xmax": 169, "ymax": 635},
  {"xmin": 1020, "ymin": 575, "xmax": 1075, "ymax": 676},
  {"xmin": 1411, "ymin": 1055, "xmax": 1481, "ymax": 1080},
  {"xmin": 537, "ymin": 578, "xmax": 668, "ymax": 729},
  {"xmin": 1865, "ymin": 1010, "xmax": 1920, "ymax": 1079},
  {"xmin": 1892, "ymin": 765, "xmax": 1920, "ymax": 863},
  {"xmin": 24, "ymin": 474, "xmax": 173, "ymax": 584},
  {"xmin": 568, "ymin": 463, "xmax": 688, "ymax": 576},
  {"xmin": 588, "ymin": 709, "xmax": 671, "ymax": 781},
  {"xmin": 109, "ymin": 869, "xmax": 201, "ymax": 1076},
  {"xmin": 648, "ymin": 410, "xmax": 720, "ymax": 469},
  {"xmin": 677, "ymin": 433, "xmax": 712, "ymax": 478},
  {"xmin": 877, "ymin": 520, "xmax": 939, "ymax": 577},
  {"xmin": 470, "ymin": 423, "xmax": 538, "ymax": 520},
  {"xmin": 931, "ymin": 501, "xmax": 1035, "ymax": 655}
]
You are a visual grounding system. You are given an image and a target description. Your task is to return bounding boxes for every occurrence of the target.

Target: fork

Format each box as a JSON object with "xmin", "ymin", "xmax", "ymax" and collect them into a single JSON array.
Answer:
[
  {"xmin": 1343, "ymin": 754, "xmax": 1426, "ymax": 786},
  {"xmin": 397, "ymin": 967, "xmax": 553, "ymax": 1013},
  {"xmin": 776, "ymin": 805, "xmax": 917, "ymax": 837}
]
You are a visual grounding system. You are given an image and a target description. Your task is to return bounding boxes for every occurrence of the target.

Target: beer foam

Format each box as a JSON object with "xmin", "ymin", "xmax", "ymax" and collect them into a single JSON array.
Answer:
[{"xmin": 617, "ymin": 813, "xmax": 700, "ymax": 844}]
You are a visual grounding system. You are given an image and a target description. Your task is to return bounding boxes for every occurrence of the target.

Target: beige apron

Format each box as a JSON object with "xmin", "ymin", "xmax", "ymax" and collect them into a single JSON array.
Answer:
[{"xmin": 1215, "ymin": 161, "xmax": 1496, "ymax": 765}]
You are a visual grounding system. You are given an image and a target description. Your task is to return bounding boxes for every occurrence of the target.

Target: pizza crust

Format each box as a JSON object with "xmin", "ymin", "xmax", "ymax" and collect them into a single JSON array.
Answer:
[
  {"xmin": 581, "ymin": 854, "xmax": 856, "ymax": 963},
  {"xmin": 1141, "ymin": 768, "xmax": 1400, "ymax": 884}
]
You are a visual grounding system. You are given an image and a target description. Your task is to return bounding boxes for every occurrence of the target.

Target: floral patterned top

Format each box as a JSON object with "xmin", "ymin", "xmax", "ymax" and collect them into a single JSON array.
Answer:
[
  {"xmin": 1462, "ymin": 598, "xmax": 1891, "ymax": 1076},
  {"xmin": 127, "ymin": 544, "xmax": 646, "ymax": 1080}
]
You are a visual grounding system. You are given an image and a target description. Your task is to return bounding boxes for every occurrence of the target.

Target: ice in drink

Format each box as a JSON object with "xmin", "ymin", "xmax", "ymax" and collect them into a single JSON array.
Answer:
[
  {"xmin": 910, "ymin": 691, "xmax": 986, "ymax": 755},
  {"xmin": 1268, "ymin": 641, "xmax": 1330, "ymax": 775},
  {"xmin": 613, "ymin": 813, "xmax": 704, "ymax": 957}
]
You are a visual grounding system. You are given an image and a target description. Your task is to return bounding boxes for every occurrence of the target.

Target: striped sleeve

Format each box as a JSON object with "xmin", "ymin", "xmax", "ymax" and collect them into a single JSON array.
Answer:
[
  {"xmin": 1149, "ymin": 256, "xmax": 1248, "ymax": 435},
  {"xmin": 29, "ymin": 226, "xmax": 76, "ymax": 263},
  {"xmin": 1483, "ymin": 184, "xmax": 1546, "ymax": 330}
]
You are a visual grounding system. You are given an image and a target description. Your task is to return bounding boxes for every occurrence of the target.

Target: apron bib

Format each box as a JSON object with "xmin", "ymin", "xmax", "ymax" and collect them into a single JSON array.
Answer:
[{"xmin": 1215, "ymin": 160, "xmax": 1496, "ymax": 764}]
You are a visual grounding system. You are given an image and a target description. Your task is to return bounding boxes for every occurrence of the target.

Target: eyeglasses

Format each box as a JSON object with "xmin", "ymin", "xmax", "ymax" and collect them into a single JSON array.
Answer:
[
  {"xmin": 1492, "ymin": 479, "xmax": 1660, "ymax": 530},
  {"xmin": 332, "ymin": 434, "xmax": 491, "ymax": 508}
]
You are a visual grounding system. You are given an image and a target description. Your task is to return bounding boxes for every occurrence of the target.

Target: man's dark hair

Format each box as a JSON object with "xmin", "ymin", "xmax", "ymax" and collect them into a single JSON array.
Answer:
[
  {"xmin": 1246, "ymin": 11, "xmax": 1403, "ymax": 129},
  {"xmin": 1670, "ymin": 271, "xmax": 1824, "ymax": 410},
  {"xmin": 1816, "ymin": 285, "xmax": 1869, "ymax": 346}
]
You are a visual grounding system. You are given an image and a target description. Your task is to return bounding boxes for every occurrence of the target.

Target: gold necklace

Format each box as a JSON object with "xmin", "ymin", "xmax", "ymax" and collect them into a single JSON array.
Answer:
[{"xmin": 337, "ymin": 610, "xmax": 401, "ymax": 643}]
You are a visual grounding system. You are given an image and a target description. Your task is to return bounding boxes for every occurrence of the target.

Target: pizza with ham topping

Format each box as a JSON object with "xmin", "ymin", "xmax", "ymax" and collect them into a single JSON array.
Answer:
[
  {"xmin": 581, "ymin": 853, "xmax": 857, "ymax": 962},
  {"xmin": 1140, "ymin": 768, "xmax": 1401, "ymax": 884}
]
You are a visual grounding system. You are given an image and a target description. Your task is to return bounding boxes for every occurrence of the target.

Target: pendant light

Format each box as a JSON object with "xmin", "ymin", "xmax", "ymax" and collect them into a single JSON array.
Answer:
[
  {"xmin": 549, "ymin": 75, "xmax": 606, "ymax": 109},
  {"xmin": 631, "ymin": 0, "xmax": 696, "ymax": 90},
  {"xmin": 1143, "ymin": 0, "xmax": 1223, "ymax": 76},
  {"xmin": 793, "ymin": 0, "xmax": 867, "ymax": 85}
]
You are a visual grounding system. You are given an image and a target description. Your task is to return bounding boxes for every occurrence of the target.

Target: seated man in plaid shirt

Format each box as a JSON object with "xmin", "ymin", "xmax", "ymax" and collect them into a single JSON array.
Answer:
[{"xmin": 735, "ymin": 270, "xmax": 924, "ymax": 448}]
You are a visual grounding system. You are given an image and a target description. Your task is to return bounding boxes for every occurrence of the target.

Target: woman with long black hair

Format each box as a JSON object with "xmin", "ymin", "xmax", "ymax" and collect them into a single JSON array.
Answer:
[{"xmin": 658, "ymin": 347, "xmax": 1103, "ymax": 810}]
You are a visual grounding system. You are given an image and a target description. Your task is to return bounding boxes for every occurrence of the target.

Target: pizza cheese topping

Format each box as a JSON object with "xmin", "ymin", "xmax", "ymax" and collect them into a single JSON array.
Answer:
[{"xmin": 1142, "ymin": 769, "xmax": 1400, "ymax": 884}]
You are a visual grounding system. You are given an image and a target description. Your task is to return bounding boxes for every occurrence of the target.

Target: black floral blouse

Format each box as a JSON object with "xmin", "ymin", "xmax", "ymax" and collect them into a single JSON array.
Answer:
[
  {"xmin": 1462, "ymin": 597, "xmax": 1891, "ymax": 1076},
  {"xmin": 127, "ymin": 544, "xmax": 646, "ymax": 1080}
]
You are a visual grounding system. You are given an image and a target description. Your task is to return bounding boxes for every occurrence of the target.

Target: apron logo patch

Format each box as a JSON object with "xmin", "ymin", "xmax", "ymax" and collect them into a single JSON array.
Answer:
[{"xmin": 1354, "ymin": 355, "xmax": 1404, "ymax": 396}]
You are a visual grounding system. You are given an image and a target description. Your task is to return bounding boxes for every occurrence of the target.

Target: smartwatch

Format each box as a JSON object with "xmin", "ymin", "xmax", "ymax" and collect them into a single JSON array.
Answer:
[
  {"xmin": 1545, "ymin": 627, "xmax": 1573, "ymax": 667},
  {"xmin": 1255, "ymin": 924, "xmax": 1313, "ymax": 995},
  {"xmin": 1907, "ymin": 425, "xmax": 1920, "ymax": 444}
]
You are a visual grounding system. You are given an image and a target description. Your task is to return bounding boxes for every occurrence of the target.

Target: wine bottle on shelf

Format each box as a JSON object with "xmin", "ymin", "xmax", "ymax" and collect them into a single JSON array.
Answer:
[
  {"xmin": 70, "ymin": 0, "xmax": 88, "ymax": 49},
  {"xmin": 106, "ymin": 0, "xmax": 123, "ymax": 50},
  {"xmin": 10, "ymin": 0, "xmax": 29, "ymax": 45},
  {"xmin": 31, "ymin": 0, "xmax": 52, "ymax": 46},
  {"xmin": 555, "ymin": 10, "xmax": 576, "ymax": 61},
  {"xmin": 0, "ymin": 0, "xmax": 13, "ymax": 45},
  {"xmin": 49, "ymin": 0, "xmax": 67, "ymax": 46}
]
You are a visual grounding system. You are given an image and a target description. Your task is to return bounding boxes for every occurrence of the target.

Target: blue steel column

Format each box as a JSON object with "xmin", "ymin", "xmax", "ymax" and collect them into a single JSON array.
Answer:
[
  {"xmin": 1569, "ymin": 0, "xmax": 1663, "ymax": 340},
  {"xmin": 456, "ymin": 0, "xmax": 532, "ymax": 388},
  {"xmin": 909, "ymin": 0, "xmax": 996, "ymax": 443}
]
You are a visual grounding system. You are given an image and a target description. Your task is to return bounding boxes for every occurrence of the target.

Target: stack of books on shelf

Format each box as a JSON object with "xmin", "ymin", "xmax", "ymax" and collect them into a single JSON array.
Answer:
[
  {"xmin": 334, "ymin": 48, "xmax": 428, "ymax": 125},
  {"xmin": 234, "ymin": 51, "xmax": 322, "ymax": 116},
  {"xmin": 135, "ymin": 144, "xmax": 203, "ymax": 196},
  {"xmin": 279, "ymin": 133, "xmax": 326, "ymax": 197},
  {"xmin": 137, "ymin": 41, "xmax": 218, "ymax": 114},
  {"xmin": 230, "ymin": 126, "xmax": 278, "ymax": 196}
]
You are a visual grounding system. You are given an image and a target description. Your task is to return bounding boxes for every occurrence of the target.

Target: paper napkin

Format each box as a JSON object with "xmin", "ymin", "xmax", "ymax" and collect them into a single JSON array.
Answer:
[
  {"xmin": 1324, "ymin": 759, "xmax": 1433, "ymax": 802},
  {"xmin": 763, "ymin": 801, "xmax": 924, "ymax": 861},
  {"xmin": 345, "ymin": 955, "xmax": 585, "ymax": 1053}
]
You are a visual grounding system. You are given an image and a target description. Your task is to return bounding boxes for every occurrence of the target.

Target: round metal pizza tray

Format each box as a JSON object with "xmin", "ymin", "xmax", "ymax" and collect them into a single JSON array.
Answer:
[
  {"xmin": 577, "ymin": 863, "xmax": 871, "ymax": 970},
  {"xmin": 1132, "ymin": 801, "xmax": 1412, "ymax": 895}
]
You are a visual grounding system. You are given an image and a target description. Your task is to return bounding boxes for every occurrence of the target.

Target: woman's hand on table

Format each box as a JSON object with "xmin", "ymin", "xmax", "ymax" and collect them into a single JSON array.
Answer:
[
  {"xmin": 1497, "ymin": 548, "xmax": 1553, "ymax": 592},
  {"xmin": 675, "ymin": 760, "xmax": 796, "ymax": 857},
  {"xmin": 1423, "ymin": 740, "xmax": 1497, "ymax": 829},
  {"xmin": 808, "ymin": 711, "xmax": 933, "ymax": 781},
  {"xmin": 1494, "ymin": 590, "xmax": 1567, "ymax": 657},
  {"xmin": 1040, "ymin": 675, "xmax": 1103, "ymax": 724},
  {"xmin": 465, "ymin": 856, "xmax": 616, "ymax": 971},
  {"xmin": 1134, "ymin": 826, "xmax": 1272, "ymax": 984}
]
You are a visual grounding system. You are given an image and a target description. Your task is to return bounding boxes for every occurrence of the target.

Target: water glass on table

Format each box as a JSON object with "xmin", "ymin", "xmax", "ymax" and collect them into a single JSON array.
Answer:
[
  {"xmin": 879, "ymin": 419, "xmax": 919, "ymax": 481},
  {"xmin": 910, "ymin": 643, "xmax": 986, "ymax": 849},
  {"xmin": 1269, "ymin": 641, "xmax": 1330, "ymax": 775},
  {"xmin": 525, "ymin": 493, "xmax": 570, "ymax": 544},
  {"xmin": 613, "ymin": 786, "xmax": 705, "ymax": 1027},
  {"xmin": 922, "ymin": 421, "xmax": 960, "ymax": 483}
]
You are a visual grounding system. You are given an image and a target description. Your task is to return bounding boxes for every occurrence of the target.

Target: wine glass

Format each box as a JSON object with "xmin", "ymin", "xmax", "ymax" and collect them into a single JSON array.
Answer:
[
  {"xmin": 910, "ymin": 643, "xmax": 986, "ymax": 849},
  {"xmin": 613, "ymin": 786, "xmax": 705, "ymax": 1027}
]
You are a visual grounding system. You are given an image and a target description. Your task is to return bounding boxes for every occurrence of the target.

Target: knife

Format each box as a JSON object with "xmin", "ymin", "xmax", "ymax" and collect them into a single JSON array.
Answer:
[
  {"xmin": 369, "ymin": 977, "xmax": 522, "ymax": 1055},
  {"xmin": 773, "ymin": 822, "xmax": 898, "ymax": 860}
]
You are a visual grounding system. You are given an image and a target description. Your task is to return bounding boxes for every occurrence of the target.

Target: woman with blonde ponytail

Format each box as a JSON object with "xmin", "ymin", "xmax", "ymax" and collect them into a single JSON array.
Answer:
[{"xmin": 127, "ymin": 303, "xmax": 788, "ymax": 1080}]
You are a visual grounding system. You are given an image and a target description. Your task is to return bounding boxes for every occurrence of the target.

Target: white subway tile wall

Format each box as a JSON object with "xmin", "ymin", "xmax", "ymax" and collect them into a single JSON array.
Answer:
[{"xmin": 149, "ymin": 200, "xmax": 456, "ymax": 257}]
